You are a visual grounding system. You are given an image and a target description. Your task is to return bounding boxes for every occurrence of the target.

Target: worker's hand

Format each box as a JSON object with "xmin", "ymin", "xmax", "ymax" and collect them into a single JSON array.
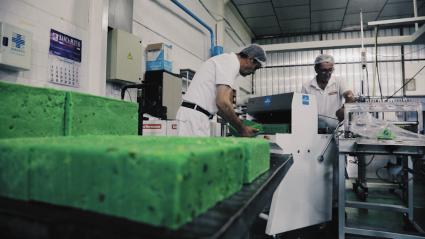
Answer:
[
  {"xmin": 336, "ymin": 106, "xmax": 345, "ymax": 122},
  {"xmin": 239, "ymin": 125, "xmax": 259, "ymax": 137}
]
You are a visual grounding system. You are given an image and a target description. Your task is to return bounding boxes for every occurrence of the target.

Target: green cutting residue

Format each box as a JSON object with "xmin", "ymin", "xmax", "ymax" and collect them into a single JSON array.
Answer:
[
  {"xmin": 377, "ymin": 127, "xmax": 396, "ymax": 140},
  {"xmin": 229, "ymin": 120, "xmax": 290, "ymax": 136}
]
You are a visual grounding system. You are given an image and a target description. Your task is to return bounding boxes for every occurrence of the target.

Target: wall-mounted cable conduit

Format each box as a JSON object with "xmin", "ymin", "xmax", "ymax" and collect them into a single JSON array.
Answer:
[{"xmin": 171, "ymin": 0, "xmax": 222, "ymax": 56}]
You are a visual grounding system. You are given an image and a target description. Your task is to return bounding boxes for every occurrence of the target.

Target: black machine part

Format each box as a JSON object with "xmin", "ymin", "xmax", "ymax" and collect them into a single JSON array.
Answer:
[
  {"xmin": 120, "ymin": 83, "xmax": 167, "ymax": 135},
  {"xmin": 144, "ymin": 70, "xmax": 182, "ymax": 120},
  {"xmin": 247, "ymin": 93, "xmax": 293, "ymax": 124}
]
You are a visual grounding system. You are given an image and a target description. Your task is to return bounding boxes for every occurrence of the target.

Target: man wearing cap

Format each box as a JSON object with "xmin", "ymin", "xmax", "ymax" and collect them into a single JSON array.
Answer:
[
  {"xmin": 176, "ymin": 44, "xmax": 266, "ymax": 137},
  {"xmin": 301, "ymin": 54, "xmax": 355, "ymax": 130}
]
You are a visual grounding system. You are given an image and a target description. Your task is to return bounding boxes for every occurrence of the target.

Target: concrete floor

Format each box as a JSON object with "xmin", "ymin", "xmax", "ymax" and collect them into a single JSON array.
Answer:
[{"xmin": 249, "ymin": 178, "xmax": 425, "ymax": 239}]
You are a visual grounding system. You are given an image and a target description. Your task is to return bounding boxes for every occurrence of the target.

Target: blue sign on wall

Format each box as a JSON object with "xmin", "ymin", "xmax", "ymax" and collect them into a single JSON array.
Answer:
[
  {"xmin": 49, "ymin": 29, "xmax": 82, "ymax": 62},
  {"xmin": 12, "ymin": 33, "xmax": 25, "ymax": 49},
  {"xmin": 302, "ymin": 95, "xmax": 309, "ymax": 105}
]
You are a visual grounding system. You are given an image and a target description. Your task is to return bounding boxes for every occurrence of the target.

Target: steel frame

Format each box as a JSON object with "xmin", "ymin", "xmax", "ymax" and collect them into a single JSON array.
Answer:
[{"xmin": 338, "ymin": 138, "xmax": 425, "ymax": 239}]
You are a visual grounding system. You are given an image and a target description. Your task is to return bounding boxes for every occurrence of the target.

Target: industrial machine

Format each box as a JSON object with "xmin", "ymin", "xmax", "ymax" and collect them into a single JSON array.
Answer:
[
  {"xmin": 350, "ymin": 98, "xmax": 424, "ymax": 201},
  {"xmin": 143, "ymin": 70, "xmax": 182, "ymax": 120},
  {"xmin": 247, "ymin": 92, "xmax": 336, "ymax": 235},
  {"xmin": 337, "ymin": 101, "xmax": 425, "ymax": 239},
  {"xmin": 120, "ymin": 70, "xmax": 182, "ymax": 135}
]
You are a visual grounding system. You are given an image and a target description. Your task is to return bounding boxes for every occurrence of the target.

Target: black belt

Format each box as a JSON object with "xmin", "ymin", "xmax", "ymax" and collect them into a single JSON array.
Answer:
[{"xmin": 181, "ymin": 101, "xmax": 213, "ymax": 119}]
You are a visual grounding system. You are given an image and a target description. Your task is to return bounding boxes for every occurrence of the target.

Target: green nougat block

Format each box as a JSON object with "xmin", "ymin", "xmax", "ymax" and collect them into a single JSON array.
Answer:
[
  {"xmin": 174, "ymin": 142, "xmax": 245, "ymax": 211},
  {"xmin": 0, "ymin": 143, "xmax": 30, "ymax": 200},
  {"xmin": 229, "ymin": 120, "xmax": 264, "ymax": 136},
  {"xmin": 377, "ymin": 127, "xmax": 396, "ymax": 140},
  {"xmin": 262, "ymin": 124, "xmax": 290, "ymax": 134},
  {"xmin": 181, "ymin": 137, "xmax": 270, "ymax": 184},
  {"xmin": 67, "ymin": 92, "xmax": 138, "ymax": 136},
  {"xmin": 1, "ymin": 136, "xmax": 245, "ymax": 229},
  {"xmin": 220, "ymin": 138, "xmax": 270, "ymax": 183},
  {"xmin": 95, "ymin": 136, "xmax": 245, "ymax": 213},
  {"xmin": 0, "ymin": 81, "xmax": 66, "ymax": 138}
]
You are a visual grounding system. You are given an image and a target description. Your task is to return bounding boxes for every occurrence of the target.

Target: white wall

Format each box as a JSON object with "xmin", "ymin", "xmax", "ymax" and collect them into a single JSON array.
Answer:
[
  {"xmin": 108, "ymin": 0, "xmax": 254, "ymax": 101},
  {"xmin": 224, "ymin": 2, "xmax": 255, "ymax": 105},
  {"xmin": 0, "ymin": 0, "xmax": 96, "ymax": 93},
  {"xmin": 0, "ymin": 0, "xmax": 253, "ymax": 100},
  {"xmin": 131, "ymin": 0, "xmax": 252, "ymax": 73}
]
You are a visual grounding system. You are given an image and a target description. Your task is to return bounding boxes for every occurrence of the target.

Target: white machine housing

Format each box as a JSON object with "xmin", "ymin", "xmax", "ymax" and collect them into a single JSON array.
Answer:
[
  {"xmin": 247, "ymin": 92, "xmax": 335, "ymax": 235},
  {"xmin": 0, "ymin": 22, "xmax": 32, "ymax": 70}
]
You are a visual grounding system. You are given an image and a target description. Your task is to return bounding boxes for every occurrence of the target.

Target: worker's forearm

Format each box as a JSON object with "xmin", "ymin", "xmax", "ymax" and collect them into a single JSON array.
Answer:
[{"xmin": 217, "ymin": 102, "xmax": 243, "ymax": 131}]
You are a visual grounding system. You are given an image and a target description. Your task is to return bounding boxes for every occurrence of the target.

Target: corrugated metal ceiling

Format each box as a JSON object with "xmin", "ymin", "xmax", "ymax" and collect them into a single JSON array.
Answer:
[{"xmin": 231, "ymin": 0, "xmax": 425, "ymax": 39}]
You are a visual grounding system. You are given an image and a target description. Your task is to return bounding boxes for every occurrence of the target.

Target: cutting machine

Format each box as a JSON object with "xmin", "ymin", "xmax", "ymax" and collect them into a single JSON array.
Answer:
[{"xmin": 247, "ymin": 92, "xmax": 336, "ymax": 235}]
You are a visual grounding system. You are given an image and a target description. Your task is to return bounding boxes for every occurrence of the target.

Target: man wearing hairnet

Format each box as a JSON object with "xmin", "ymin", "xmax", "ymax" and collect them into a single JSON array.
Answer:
[
  {"xmin": 302, "ymin": 54, "xmax": 355, "ymax": 232},
  {"xmin": 302, "ymin": 54, "xmax": 355, "ymax": 130},
  {"xmin": 176, "ymin": 44, "xmax": 267, "ymax": 137}
]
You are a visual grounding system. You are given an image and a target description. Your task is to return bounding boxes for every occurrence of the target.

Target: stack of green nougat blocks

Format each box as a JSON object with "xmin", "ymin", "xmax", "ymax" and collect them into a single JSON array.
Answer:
[
  {"xmin": 0, "ymin": 81, "xmax": 138, "ymax": 138},
  {"xmin": 0, "ymin": 136, "xmax": 269, "ymax": 229},
  {"xmin": 0, "ymin": 81, "xmax": 270, "ymax": 230}
]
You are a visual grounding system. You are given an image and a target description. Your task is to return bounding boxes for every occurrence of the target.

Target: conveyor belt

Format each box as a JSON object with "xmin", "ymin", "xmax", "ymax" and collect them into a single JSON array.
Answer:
[{"xmin": 0, "ymin": 154, "xmax": 293, "ymax": 239}]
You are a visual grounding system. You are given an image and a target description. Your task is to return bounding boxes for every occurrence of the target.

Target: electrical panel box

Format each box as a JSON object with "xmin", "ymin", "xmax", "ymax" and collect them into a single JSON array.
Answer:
[
  {"xmin": 0, "ymin": 22, "xmax": 32, "ymax": 70},
  {"xmin": 107, "ymin": 29, "xmax": 142, "ymax": 83}
]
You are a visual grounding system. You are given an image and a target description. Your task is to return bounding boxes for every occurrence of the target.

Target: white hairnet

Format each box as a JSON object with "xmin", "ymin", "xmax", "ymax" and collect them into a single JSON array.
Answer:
[{"xmin": 314, "ymin": 54, "xmax": 334, "ymax": 65}]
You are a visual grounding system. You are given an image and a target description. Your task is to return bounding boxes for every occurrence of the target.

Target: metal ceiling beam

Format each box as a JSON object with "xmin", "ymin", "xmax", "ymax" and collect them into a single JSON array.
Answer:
[
  {"xmin": 411, "ymin": 20, "xmax": 425, "ymax": 44},
  {"xmin": 261, "ymin": 24, "xmax": 425, "ymax": 52},
  {"xmin": 261, "ymin": 36, "xmax": 411, "ymax": 51},
  {"xmin": 368, "ymin": 16, "xmax": 425, "ymax": 27}
]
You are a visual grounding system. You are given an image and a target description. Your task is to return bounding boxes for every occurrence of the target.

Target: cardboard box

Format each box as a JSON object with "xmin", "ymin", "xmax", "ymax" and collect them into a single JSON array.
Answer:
[{"xmin": 146, "ymin": 43, "xmax": 172, "ymax": 72}]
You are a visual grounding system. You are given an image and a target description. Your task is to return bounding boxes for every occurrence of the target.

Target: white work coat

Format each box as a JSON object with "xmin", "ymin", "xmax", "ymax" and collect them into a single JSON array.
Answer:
[
  {"xmin": 301, "ymin": 75, "xmax": 350, "ymax": 129},
  {"xmin": 176, "ymin": 52, "xmax": 240, "ymax": 136}
]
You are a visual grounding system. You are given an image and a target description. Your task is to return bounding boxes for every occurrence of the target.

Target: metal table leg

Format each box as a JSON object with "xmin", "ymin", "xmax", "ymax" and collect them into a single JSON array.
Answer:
[
  {"xmin": 338, "ymin": 153, "xmax": 346, "ymax": 239},
  {"xmin": 408, "ymin": 155, "xmax": 413, "ymax": 222}
]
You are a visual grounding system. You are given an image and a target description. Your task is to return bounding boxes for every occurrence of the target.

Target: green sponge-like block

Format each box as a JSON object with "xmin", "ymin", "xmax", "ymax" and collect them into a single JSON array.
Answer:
[
  {"xmin": 377, "ymin": 127, "xmax": 396, "ymax": 140},
  {"xmin": 229, "ymin": 120, "xmax": 263, "ymax": 136},
  {"xmin": 0, "ymin": 144, "xmax": 30, "ymax": 200},
  {"xmin": 229, "ymin": 120, "xmax": 290, "ymax": 136},
  {"xmin": 184, "ymin": 137, "xmax": 270, "ymax": 183},
  {"xmin": 0, "ymin": 81, "xmax": 139, "ymax": 138},
  {"xmin": 0, "ymin": 136, "xmax": 245, "ymax": 229},
  {"xmin": 0, "ymin": 81, "xmax": 66, "ymax": 138},
  {"xmin": 66, "ymin": 92, "xmax": 138, "ymax": 136},
  {"xmin": 220, "ymin": 138, "xmax": 270, "ymax": 183},
  {"xmin": 262, "ymin": 124, "xmax": 290, "ymax": 134}
]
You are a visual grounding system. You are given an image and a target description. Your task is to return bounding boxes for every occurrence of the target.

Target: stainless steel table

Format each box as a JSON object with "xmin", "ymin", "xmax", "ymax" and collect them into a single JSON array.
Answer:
[{"xmin": 338, "ymin": 138, "xmax": 425, "ymax": 239}]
